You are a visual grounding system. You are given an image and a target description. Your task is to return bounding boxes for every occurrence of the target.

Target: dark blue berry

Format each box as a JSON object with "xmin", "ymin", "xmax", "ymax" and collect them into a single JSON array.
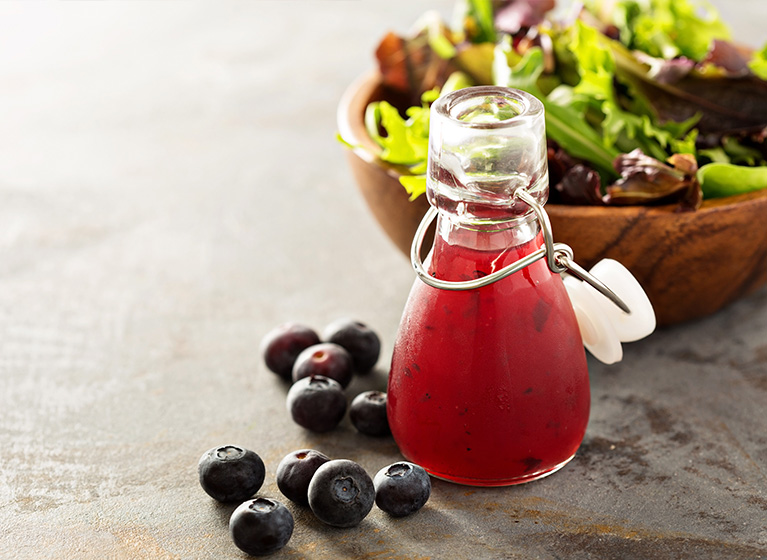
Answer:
[
  {"xmin": 307, "ymin": 459, "xmax": 375, "ymax": 528},
  {"xmin": 349, "ymin": 391, "xmax": 390, "ymax": 436},
  {"xmin": 292, "ymin": 343, "xmax": 353, "ymax": 389},
  {"xmin": 198, "ymin": 445, "xmax": 266, "ymax": 503},
  {"xmin": 276, "ymin": 449, "xmax": 331, "ymax": 506},
  {"xmin": 323, "ymin": 319, "xmax": 381, "ymax": 373},
  {"xmin": 261, "ymin": 323, "xmax": 320, "ymax": 379},
  {"xmin": 373, "ymin": 462, "xmax": 431, "ymax": 517},
  {"xmin": 229, "ymin": 497, "xmax": 294, "ymax": 556},
  {"xmin": 286, "ymin": 375, "xmax": 347, "ymax": 432}
]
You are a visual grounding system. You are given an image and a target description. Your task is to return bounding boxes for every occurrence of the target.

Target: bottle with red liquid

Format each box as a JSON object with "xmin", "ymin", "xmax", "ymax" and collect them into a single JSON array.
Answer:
[{"xmin": 387, "ymin": 86, "xmax": 590, "ymax": 486}]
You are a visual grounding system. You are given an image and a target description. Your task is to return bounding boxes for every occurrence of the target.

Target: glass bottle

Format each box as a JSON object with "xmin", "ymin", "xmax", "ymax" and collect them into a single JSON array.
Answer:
[{"xmin": 387, "ymin": 86, "xmax": 590, "ymax": 486}]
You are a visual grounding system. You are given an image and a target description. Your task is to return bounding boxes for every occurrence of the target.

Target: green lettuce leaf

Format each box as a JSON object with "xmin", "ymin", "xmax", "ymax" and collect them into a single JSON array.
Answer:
[
  {"xmin": 566, "ymin": 21, "xmax": 698, "ymax": 160},
  {"xmin": 365, "ymin": 75, "xmax": 475, "ymax": 198},
  {"xmin": 586, "ymin": 0, "xmax": 730, "ymax": 61},
  {"xmin": 494, "ymin": 40, "xmax": 620, "ymax": 180},
  {"xmin": 462, "ymin": 0, "xmax": 497, "ymax": 44},
  {"xmin": 364, "ymin": 90, "xmax": 435, "ymax": 166},
  {"xmin": 698, "ymin": 162, "xmax": 767, "ymax": 198},
  {"xmin": 749, "ymin": 43, "xmax": 767, "ymax": 80},
  {"xmin": 400, "ymin": 175, "xmax": 428, "ymax": 200}
]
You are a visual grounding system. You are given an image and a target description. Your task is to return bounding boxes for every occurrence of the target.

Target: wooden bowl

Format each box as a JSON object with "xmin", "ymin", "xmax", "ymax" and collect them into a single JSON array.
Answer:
[{"xmin": 337, "ymin": 72, "xmax": 767, "ymax": 326}]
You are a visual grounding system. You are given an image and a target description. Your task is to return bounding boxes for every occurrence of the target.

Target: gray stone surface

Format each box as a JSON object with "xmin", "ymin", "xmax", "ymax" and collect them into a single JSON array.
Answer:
[{"xmin": 0, "ymin": 1, "xmax": 765, "ymax": 558}]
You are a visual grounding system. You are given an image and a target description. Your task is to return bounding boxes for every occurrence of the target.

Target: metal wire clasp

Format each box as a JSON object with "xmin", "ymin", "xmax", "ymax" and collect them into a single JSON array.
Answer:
[{"xmin": 410, "ymin": 189, "xmax": 631, "ymax": 314}]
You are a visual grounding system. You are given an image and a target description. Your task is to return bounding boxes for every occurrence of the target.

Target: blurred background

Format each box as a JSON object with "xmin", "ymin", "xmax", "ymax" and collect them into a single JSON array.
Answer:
[{"xmin": 1, "ymin": 0, "xmax": 763, "ymax": 326}]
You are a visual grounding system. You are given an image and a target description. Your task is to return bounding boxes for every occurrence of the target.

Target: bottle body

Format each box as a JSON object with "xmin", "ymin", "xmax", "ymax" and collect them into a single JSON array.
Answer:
[{"xmin": 387, "ymin": 217, "xmax": 589, "ymax": 486}]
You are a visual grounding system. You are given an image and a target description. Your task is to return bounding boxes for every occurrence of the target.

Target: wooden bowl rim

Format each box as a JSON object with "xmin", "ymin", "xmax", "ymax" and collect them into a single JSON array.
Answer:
[{"xmin": 337, "ymin": 71, "xmax": 767, "ymax": 217}]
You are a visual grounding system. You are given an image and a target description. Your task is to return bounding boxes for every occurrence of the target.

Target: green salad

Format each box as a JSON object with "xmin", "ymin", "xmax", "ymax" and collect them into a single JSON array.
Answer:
[{"xmin": 358, "ymin": 0, "xmax": 767, "ymax": 209}]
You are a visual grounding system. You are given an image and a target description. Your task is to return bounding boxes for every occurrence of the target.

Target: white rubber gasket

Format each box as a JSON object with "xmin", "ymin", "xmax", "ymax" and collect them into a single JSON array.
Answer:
[
  {"xmin": 589, "ymin": 259, "xmax": 656, "ymax": 343},
  {"xmin": 564, "ymin": 275, "xmax": 623, "ymax": 365}
]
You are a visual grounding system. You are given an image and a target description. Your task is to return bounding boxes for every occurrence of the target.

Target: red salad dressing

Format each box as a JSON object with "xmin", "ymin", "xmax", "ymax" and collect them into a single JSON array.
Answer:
[{"xmin": 387, "ymin": 225, "xmax": 590, "ymax": 486}]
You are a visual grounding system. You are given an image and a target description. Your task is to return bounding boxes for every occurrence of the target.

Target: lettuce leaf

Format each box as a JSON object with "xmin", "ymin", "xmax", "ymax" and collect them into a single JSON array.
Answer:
[
  {"xmin": 605, "ymin": 150, "xmax": 701, "ymax": 209},
  {"xmin": 585, "ymin": 0, "xmax": 731, "ymax": 61},
  {"xmin": 749, "ymin": 43, "xmax": 767, "ymax": 80},
  {"xmin": 698, "ymin": 162, "xmax": 767, "ymax": 198},
  {"xmin": 364, "ymin": 100, "xmax": 429, "ymax": 166},
  {"xmin": 463, "ymin": 0, "xmax": 496, "ymax": 43},
  {"xmin": 566, "ymin": 21, "xmax": 699, "ymax": 161},
  {"xmin": 494, "ymin": 40, "xmax": 620, "ymax": 181},
  {"xmin": 365, "ymin": 75, "xmax": 474, "ymax": 199}
]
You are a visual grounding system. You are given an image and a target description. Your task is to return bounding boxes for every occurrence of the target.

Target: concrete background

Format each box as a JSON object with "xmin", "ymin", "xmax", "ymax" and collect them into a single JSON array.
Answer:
[{"xmin": 0, "ymin": 1, "xmax": 765, "ymax": 558}]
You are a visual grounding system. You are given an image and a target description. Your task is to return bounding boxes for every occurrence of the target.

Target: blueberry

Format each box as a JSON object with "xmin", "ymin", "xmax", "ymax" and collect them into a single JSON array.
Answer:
[
  {"xmin": 261, "ymin": 323, "xmax": 320, "ymax": 379},
  {"xmin": 286, "ymin": 375, "xmax": 347, "ymax": 432},
  {"xmin": 373, "ymin": 462, "xmax": 431, "ymax": 517},
  {"xmin": 307, "ymin": 459, "xmax": 375, "ymax": 528},
  {"xmin": 323, "ymin": 319, "xmax": 381, "ymax": 373},
  {"xmin": 349, "ymin": 391, "xmax": 390, "ymax": 436},
  {"xmin": 198, "ymin": 445, "xmax": 266, "ymax": 503},
  {"xmin": 292, "ymin": 343, "xmax": 353, "ymax": 389},
  {"xmin": 276, "ymin": 449, "xmax": 331, "ymax": 506},
  {"xmin": 229, "ymin": 497, "xmax": 294, "ymax": 556}
]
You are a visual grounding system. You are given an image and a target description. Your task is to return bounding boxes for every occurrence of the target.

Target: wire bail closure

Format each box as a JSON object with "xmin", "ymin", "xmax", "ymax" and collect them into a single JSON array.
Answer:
[{"xmin": 410, "ymin": 189, "xmax": 632, "ymax": 314}]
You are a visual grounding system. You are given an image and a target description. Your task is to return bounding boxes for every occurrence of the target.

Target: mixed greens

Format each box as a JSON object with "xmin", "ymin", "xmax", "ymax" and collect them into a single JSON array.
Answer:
[{"xmin": 361, "ymin": 0, "xmax": 767, "ymax": 209}]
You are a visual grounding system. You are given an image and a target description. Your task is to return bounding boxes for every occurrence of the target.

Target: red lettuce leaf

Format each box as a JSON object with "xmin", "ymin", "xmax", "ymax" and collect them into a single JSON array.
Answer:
[
  {"xmin": 375, "ymin": 31, "xmax": 457, "ymax": 107},
  {"xmin": 625, "ymin": 71, "xmax": 767, "ymax": 135},
  {"xmin": 604, "ymin": 149, "xmax": 701, "ymax": 210},
  {"xmin": 703, "ymin": 39, "xmax": 751, "ymax": 75},
  {"xmin": 494, "ymin": 0, "xmax": 556, "ymax": 35},
  {"xmin": 547, "ymin": 141, "xmax": 603, "ymax": 205}
]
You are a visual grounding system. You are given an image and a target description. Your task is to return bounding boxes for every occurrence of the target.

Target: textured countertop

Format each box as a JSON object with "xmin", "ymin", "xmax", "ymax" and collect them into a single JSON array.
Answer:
[{"xmin": 1, "ymin": 1, "xmax": 766, "ymax": 558}]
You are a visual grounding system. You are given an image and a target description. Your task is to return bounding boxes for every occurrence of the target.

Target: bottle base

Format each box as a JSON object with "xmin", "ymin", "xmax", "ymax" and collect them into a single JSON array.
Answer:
[{"xmin": 416, "ymin": 454, "xmax": 576, "ymax": 487}]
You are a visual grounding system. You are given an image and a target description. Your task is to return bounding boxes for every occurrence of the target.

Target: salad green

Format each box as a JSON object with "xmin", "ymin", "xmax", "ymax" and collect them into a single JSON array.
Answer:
[
  {"xmin": 750, "ymin": 43, "xmax": 767, "ymax": 79},
  {"xmin": 587, "ymin": 0, "xmax": 730, "ymax": 61},
  {"xmin": 360, "ymin": 0, "xmax": 767, "ymax": 208}
]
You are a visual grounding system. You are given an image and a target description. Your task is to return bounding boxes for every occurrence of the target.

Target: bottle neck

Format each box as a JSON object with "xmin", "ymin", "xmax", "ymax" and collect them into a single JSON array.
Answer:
[
  {"xmin": 421, "ymin": 87, "xmax": 550, "ymax": 280},
  {"xmin": 425, "ymin": 86, "xmax": 549, "ymax": 226},
  {"xmin": 428, "ymin": 210, "xmax": 543, "ymax": 280},
  {"xmin": 436, "ymin": 210, "xmax": 539, "ymax": 249}
]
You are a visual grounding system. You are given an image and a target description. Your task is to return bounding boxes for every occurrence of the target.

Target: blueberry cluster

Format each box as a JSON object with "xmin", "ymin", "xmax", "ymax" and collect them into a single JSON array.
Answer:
[
  {"xmin": 197, "ymin": 319, "xmax": 431, "ymax": 555},
  {"xmin": 276, "ymin": 449, "xmax": 431, "ymax": 524},
  {"xmin": 199, "ymin": 444, "xmax": 431, "ymax": 555},
  {"xmin": 261, "ymin": 319, "xmax": 390, "ymax": 437}
]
